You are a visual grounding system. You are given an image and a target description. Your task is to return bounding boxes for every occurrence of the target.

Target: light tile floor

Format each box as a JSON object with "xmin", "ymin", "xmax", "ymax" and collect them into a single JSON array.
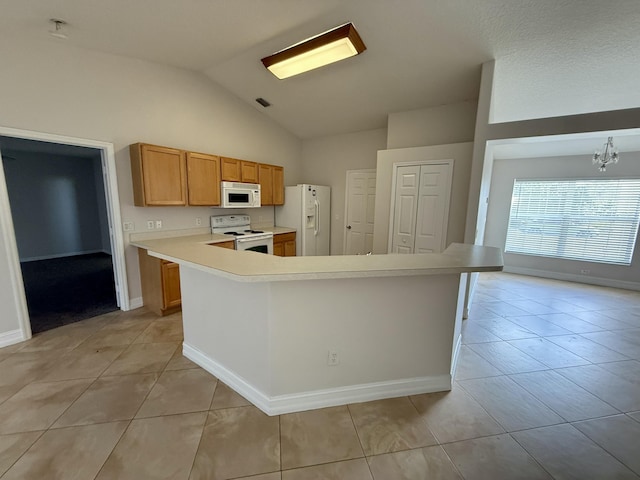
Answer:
[{"xmin": 0, "ymin": 272, "xmax": 639, "ymax": 479}]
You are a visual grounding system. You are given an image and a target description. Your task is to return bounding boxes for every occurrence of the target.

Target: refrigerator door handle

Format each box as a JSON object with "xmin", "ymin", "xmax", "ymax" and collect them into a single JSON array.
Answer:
[{"xmin": 314, "ymin": 200, "xmax": 320, "ymax": 236}]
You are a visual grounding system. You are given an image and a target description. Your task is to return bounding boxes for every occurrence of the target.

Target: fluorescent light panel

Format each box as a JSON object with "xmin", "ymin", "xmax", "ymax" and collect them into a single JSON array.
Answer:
[{"xmin": 261, "ymin": 23, "xmax": 366, "ymax": 79}]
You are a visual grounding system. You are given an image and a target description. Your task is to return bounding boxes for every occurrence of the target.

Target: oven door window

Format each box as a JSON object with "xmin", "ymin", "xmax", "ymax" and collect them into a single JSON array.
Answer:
[{"xmin": 245, "ymin": 245, "xmax": 269, "ymax": 254}]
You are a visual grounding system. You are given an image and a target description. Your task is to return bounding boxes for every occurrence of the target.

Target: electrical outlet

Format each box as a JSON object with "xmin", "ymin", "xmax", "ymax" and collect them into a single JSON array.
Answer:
[
  {"xmin": 327, "ymin": 349, "xmax": 339, "ymax": 366},
  {"xmin": 123, "ymin": 222, "xmax": 134, "ymax": 232},
  {"xmin": 146, "ymin": 220, "xmax": 155, "ymax": 230},
  {"xmin": 155, "ymin": 220, "xmax": 162, "ymax": 229},
  {"xmin": 195, "ymin": 217, "xmax": 202, "ymax": 226}
]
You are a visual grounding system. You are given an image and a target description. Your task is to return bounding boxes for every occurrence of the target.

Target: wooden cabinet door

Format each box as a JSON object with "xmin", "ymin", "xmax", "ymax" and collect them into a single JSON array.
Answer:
[
  {"xmin": 187, "ymin": 152, "xmax": 220, "ymax": 206},
  {"xmin": 241, "ymin": 161, "xmax": 259, "ymax": 183},
  {"xmin": 274, "ymin": 232, "xmax": 296, "ymax": 257},
  {"xmin": 221, "ymin": 157, "xmax": 242, "ymax": 182},
  {"xmin": 161, "ymin": 261, "xmax": 181, "ymax": 309},
  {"xmin": 273, "ymin": 241, "xmax": 284, "ymax": 257},
  {"xmin": 259, "ymin": 164, "xmax": 274, "ymax": 205},
  {"xmin": 131, "ymin": 144, "xmax": 187, "ymax": 206},
  {"xmin": 273, "ymin": 166, "xmax": 284, "ymax": 205},
  {"xmin": 284, "ymin": 239, "xmax": 296, "ymax": 257}
]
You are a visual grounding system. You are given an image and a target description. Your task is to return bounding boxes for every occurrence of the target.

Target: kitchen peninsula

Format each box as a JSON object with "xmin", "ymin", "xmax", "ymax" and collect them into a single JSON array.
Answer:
[{"xmin": 132, "ymin": 235, "xmax": 503, "ymax": 415}]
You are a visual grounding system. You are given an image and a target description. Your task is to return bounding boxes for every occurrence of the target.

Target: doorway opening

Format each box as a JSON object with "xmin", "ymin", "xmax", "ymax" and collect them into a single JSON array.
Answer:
[{"xmin": 0, "ymin": 127, "xmax": 129, "ymax": 341}]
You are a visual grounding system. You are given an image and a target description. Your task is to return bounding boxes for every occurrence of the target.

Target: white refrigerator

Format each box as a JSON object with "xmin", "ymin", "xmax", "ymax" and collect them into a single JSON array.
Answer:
[{"xmin": 276, "ymin": 184, "xmax": 331, "ymax": 256}]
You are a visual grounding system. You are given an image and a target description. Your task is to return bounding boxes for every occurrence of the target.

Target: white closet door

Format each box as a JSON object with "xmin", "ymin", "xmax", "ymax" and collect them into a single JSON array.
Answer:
[
  {"xmin": 391, "ymin": 165, "xmax": 420, "ymax": 254},
  {"xmin": 414, "ymin": 164, "xmax": 452, "ymax": 253}
]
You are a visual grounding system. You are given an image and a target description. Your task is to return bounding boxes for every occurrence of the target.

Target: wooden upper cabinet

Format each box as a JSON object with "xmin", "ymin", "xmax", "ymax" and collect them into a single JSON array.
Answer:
[
  {"xmin": 132, "ymin": 143, "xmax": 283, "ymax": 208},
  {"xmin": 220, "ymin": 157, "xmax": 242, "ymax": 182},
  {"xmin": 273, "ymin": 166, "xmax": 284, "ymax": 205},
  {"xmin": 130, "ymin": 143, "xmax": 187, "ymax": 206},
  {"xmin": 259, "ymin": 163, "xmax": 284, "ymax": 206},
  {"xmin": 221, "ymin": 157, "xmax": 259, "ymax": 183},
  {"xmin": 259, "ymin": 164, "xmax": 274, "ymax": 205},
  {"xmin": 240, "ymin": 161, "xmax": 259, "ymax": 183},
  {"xmin": 186, "ymin": 152, "xmax": 220, "ymax": 206}
]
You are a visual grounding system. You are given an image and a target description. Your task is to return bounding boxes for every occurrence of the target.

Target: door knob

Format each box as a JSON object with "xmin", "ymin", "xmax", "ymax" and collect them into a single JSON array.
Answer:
[{"xmin": 346, "ymin": 225, "xmax": 352, "ymax": 229}]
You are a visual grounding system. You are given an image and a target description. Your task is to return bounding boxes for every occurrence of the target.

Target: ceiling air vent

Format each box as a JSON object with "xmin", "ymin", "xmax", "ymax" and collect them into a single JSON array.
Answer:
[{"xmin": 255, "ymin": 97, "xmax": 271, "ymax": 108}]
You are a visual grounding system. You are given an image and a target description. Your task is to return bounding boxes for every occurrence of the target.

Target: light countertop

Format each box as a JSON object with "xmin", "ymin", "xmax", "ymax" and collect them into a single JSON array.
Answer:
[{"xmin": 131, "ymin": 231, "xmax": 503, "ymax": 282}]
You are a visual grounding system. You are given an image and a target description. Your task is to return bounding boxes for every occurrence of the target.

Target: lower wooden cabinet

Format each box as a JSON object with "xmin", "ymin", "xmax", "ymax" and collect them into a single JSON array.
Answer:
[
  {"xmin": 138, "ymin": 248, "xmax": 181, "ymax": 316},
  {"xmin": 210, "ymin": 240, "xmax": 235, "ymax": 249},
  {"xmin": 161, "ymin": 261, "xmax": 181, "ymax": 309},
  {"xmin": 273, "ymin": 232, "xmax": 296, "ymax": 257}
]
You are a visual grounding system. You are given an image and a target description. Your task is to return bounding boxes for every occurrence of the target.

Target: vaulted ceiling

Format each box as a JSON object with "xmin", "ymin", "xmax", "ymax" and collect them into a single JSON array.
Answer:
[{"xmin": 2, "ymin": 0, "xmax": 640, "ymax": 140}]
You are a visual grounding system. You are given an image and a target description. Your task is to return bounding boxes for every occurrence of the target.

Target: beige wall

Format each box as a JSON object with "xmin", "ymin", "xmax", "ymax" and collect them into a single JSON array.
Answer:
[
  {"xmin": 387, "ymin": 101, "xmax": 477, "ymax": 149},
  {"xmin": 373, "ymin": 143, "xmax": 474, "ymax": 254},
  {"xmin": 372, "ymin": 101, "xmax": 479, "ymax": 255},
  {"xmin": 0, "ymin": 38, "xmax": 302, "ymax": 336},
  {"xmin": 301, "ymin": 129, "xmax": 387, "ymax": 255}
]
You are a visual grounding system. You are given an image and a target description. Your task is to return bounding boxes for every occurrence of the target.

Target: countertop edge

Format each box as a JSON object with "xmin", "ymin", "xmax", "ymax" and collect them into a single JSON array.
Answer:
[{"xmin": 132, "ymin": 233, "xmax": 503, "ymax": 282}]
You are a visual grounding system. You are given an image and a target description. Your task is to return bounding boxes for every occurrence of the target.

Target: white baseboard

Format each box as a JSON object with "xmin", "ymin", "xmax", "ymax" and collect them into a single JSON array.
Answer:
[
  {"xmin": 504, "ymin": 266, "xmax": 640, "ymax": 291},
  {"xmin": 0, "ymin": 329, "xmax": 26, "ymax": 348},
  {"xmin": 183, "ymin": 343, "xmax": 452, "ymax": 416},
  {"xmin": 127, "ymin": 297, "xmax": 144, "ymax": 310}
]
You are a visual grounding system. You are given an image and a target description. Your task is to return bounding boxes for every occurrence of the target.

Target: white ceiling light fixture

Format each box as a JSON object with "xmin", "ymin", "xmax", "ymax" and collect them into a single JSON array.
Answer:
[
  {"xmin": 261, "ymin": 23, "xmax": 366, "ymax": 80},
  {"xmin": 49, "ymin": 19, "xmax": 68, "ymax": 39},
  {"xmin": 592, "ymin": 136, "xmax": 620, "ymax": 172}
]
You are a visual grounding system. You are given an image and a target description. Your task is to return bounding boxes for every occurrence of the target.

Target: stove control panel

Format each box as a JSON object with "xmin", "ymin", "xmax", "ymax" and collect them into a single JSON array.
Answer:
[{"xmin": 210, "ymin": 215, "xmax": 251, "ymax": 229}]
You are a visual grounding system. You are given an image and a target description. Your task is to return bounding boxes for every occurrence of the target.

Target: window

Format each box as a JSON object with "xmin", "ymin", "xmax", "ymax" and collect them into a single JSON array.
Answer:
[{"xmin": 505, "ymin": 179, "xmax": 640, "ymax": 265}]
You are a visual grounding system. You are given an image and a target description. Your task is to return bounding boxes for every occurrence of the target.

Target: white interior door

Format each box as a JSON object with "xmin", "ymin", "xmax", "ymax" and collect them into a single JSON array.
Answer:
[
  {"xmin": 415, "ymin": 164, "xmax": 452, "ymax": 253},
  {"xmin": 344, "ymin": 170, "xmax": 376, "ymax": 255},
  {"xmin": 391, "ymin": 165, "xmax": 420, "ymax": 254},
  {"xmin": 389, "ymin": 161, "xmax": 453, "ymax": 254}
]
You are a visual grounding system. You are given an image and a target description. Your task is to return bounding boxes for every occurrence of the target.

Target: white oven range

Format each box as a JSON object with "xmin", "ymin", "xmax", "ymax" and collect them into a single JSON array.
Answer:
[{"xmin": 210, "ymin": 214, "xmax": 273, "ymax": 254}]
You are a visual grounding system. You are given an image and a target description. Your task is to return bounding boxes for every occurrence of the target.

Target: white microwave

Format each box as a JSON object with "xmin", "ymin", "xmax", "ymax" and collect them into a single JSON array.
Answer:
[{"xmin": 221, "ymin": 181, "xmax": 261, "ymax": 208}]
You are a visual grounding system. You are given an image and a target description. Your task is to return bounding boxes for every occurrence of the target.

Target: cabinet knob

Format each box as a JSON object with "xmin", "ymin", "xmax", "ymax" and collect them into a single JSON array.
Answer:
[{"xmin": 346, "ymin": 225, "xmax": 352, "ymax": 230}]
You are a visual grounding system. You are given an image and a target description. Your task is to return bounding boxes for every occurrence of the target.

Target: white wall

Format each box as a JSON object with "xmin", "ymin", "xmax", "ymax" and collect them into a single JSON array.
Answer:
[
  {"xmin": 491, "ymin": 29, "xmax": 640, "ymax": 124},
  {"xmin": 301, "ymin": 129, "xmax": 387, "ymax": 255},
  {"xmin": 374, "ymin": 101, "xmax": 479, "ymax": 254},
  {"xmin": 0, "ymin": 37, "xmax": 302, "ymax": 335},
  {"xmin": 466, "ymin": 61, "xmax": 640, "ymax": 252},
  {"xmin": 387, "ymin": 101, "xmax": 478, "ymax": 149},
  {"xmin": 485, "ymin": 152, "xmax": 640, "ymax": 289},
  {"xmin": 3, "ymin": 151, "xmax": 106, "ymax": 261},
  {"xmin": 373, "ymin": 143, "xmax": 474, "ymax": 254}
]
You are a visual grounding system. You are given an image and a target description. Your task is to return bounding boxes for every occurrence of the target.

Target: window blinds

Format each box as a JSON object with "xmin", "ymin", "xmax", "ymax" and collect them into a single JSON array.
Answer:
[{"xmin": 505, "ymin": 179, "xmax": 640, "ymax": 265}]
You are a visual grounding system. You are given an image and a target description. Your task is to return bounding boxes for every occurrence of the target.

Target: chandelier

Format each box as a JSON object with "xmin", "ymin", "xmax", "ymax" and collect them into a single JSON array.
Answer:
[{"xmin": 592, "ymin": 137, "xmax": 619, "ymax": 172}]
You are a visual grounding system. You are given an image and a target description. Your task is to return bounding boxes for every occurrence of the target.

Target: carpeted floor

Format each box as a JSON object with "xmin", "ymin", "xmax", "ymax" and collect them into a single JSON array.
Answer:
[{"xmin": 20, "ymin": 252, "xmax": 118, "ymax": 334}]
